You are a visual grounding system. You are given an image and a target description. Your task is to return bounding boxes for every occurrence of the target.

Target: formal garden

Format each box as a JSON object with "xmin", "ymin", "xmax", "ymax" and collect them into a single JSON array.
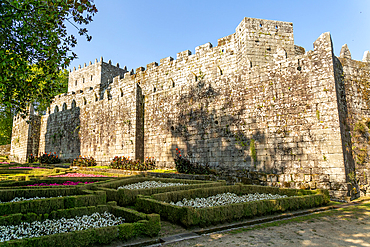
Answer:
[{"xmin": 0, "ymin": 152, "xmax": 337, "ymax": 246}]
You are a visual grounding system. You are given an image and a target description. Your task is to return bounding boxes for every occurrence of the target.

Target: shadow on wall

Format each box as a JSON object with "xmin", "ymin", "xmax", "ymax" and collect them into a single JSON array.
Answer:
[
  {"xmin": 164, "ymin": 80, "xmax": 266, "ymax": 176},
  {"xmin": 44, "ymin": 105, "xmax": 81, "ymax": 162}
]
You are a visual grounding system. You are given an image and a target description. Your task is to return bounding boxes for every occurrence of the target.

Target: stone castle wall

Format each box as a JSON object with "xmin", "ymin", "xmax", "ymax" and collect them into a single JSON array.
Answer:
[
  {"xmin": 10, "ymin": 17, "xmax": 370, "ymax": 199},
  {"xmin": 0, "ymin": 144, "xmax": 11, "ymax": 156},
  {"xmin": 335, "ymin": 48, "xmax": 370, "ymax": 196}
]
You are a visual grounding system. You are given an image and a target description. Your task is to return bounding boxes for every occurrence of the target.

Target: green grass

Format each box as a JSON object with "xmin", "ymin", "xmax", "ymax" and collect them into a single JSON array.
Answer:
[
  {"xmin": 94, "ymin": 165, "xmax": 111, "ymax": 169},
  {"xmin": 0, "ymin": 167, "xmax": 71, "ymax": 181},
  {"xmin": 228, "ymin": 201, "xmax": 370, "ymax": 234},
  {"xmin": 147, "ymin": 169, "xmax": 177, "ymax": 173}
]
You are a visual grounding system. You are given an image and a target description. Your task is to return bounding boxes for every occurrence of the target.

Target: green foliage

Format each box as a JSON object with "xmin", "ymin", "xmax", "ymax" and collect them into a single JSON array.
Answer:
[
  {"xmin": 174, "ymin": 148, "xmax": 211, "ymax": 174},
  {"xmin": 0, "ymin": 0, "xmax": 97, "ymax": 116},
  {"xmin": 0, "ymin": 107, "xmax": 13, "ymax": 145},
  {"xmin": 38, "ymin": 152, "xmax": 61, "ymax": 164},
  {"xmin": 99, "ymin": 177, "xmax": 225, "ymax": 206},
  {"xmin": 73, "ymin": 156, "xmax": 97, "ymax": 167},
  {"xmin": 354, "ymin": 120, "xmax": 368, "ymax": 134},
  {"xmin": 135, "ymin": 184, "xmax": 329, "ymax": 227},
  {"xmin": 109, "ymin": 156, "xmax": 156, "ymax": 171},
  {"xmin": 0, "ymin": 188, "xmax": 107, "ymax": 216},
  {"xmin": 357, "ymin": 148, "xmax": 368, "ymax": 165},
  {"xmin": 250, "ymin": 139, "xmax": 257, "ymax": 163}
]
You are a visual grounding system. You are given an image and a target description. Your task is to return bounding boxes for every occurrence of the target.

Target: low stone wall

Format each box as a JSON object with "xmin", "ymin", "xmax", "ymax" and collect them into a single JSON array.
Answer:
[{"xmin": 0, "ymin": 144, "xmax": 10, "ymax": 156}]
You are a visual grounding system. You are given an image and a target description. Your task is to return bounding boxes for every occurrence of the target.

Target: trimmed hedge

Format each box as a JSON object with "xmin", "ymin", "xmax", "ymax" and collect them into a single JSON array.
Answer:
[
  {"xmin": 135, "ymin": 184, "xmax": 330, "ymax": 227},
  {"xmin": 0, "ymin": 177, "xmax": 115, "ymax": 188},
  {"xmin": 0, "ymin": 203, "xmax": 160, "ymax": 246},
  {"xmin": 0, "ymin": 190, "xmax": 106, "ymax": 215},
  {"xmin": 99, "ymin": 176, "xmax": 226, "ymax": 206}
]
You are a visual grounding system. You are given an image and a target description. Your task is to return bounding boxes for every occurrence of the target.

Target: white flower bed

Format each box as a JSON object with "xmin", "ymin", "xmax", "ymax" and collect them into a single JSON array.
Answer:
[
  {"xmin": 117, "ymin": 181, "xmax": 188, "ymax": 190},
  {"xmin": 0, "ymin": 196, "xmax": 62, "ymax": 204},
  {"xmin": 170, "ymin": 192, "xmax": 289, "ymax": 208},
  {"xmin": 0, "ymin": 211, "xmax": 124, "ymax": 242}
]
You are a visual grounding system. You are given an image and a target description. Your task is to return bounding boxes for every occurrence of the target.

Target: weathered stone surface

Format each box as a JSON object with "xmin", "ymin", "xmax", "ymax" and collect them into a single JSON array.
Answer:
[
  {"xmin": 0, "ymin": 144, "xmax": 10, "ymax": 156},
  {"xmin": 340, "ymin": 44, "xmax": 351, "ymax": 59},
  {"xmin": 363, "ymin": 50, "xmax": 370, "ymax": 63},
  {"xmin": 10, "ymin": 17, "xmax": 370, "ymax": 200}
]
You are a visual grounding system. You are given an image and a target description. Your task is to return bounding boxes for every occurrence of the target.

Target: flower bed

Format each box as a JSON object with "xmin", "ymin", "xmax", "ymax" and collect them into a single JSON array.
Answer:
[
  {"xmin": 0, "ymin": 177, "xmax": 114, "ymax": 188},
  {"xmin": 0, "ymin": 196, "xmax": 62, "ymax": 204},
  {"xmin": 109, "ymin": 156, "xmax": 156, "ymax": 171},
  {"xmin": 118, "ymin": 181, "xmax": 188, "ymax": 190},
  {"xmin": 170, "ymin": 192, "xmax": 288, "ymax": 208},
  {"xmin": 49, "ymin": 173, "xmax": 114, "ymax": 178},
  {"xmin": 99, "ymin": 176, "xmax": 226, "ymax": 206},
  {"xmin": 26, "ymin": 181, "xmax": 97, "ymax": 187},
  {"xmin": 0, "ymin": 211, "xmax": 124, "ymax": 242},
  {"xmin": 0, "ymin": 188, "xmax": 106, "ymax": 215},
  {"xmin": 0, "ymin": 203, "xmax": 160, "ymax": 246},
  {"xmin": 9, "ymin": 167, "xmax": 43, "ymax": 169},
  {"xmin": 135, "ymin": 184, "xmax": 330, "ymax": 227}
]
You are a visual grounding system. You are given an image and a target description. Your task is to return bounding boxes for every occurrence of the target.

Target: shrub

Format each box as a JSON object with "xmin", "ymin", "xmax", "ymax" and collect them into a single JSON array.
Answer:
[
  {"xmin": 36, "ymin": 152, "xmax": 61, "ymax": 164},
  {"xmin": 27, "ymin": 154, "xmax": 38, "ymax": 163},
  {"xmin": 73, "ymin": 156, "xmax": 97, "ymax": 167},
  {"xmin": 109, "ymin": 156, "xmax": 155, "ymax": 171},
  {"xmin": 174, "ymin": 148, "xmax": 210, "ymax": 174}
]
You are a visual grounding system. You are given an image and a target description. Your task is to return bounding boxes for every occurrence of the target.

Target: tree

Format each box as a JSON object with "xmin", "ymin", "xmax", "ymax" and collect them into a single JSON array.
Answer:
[
  {"xmin": 0, "ymin": 106, "xmax": 13, "ymax": 145},
  {"xmin": 0, "ymin": 0, "xmax": 97, "ymax": 117},
  {"xmin": 0, "ymin": 69, "xmax": 68, "ymax": 145}
]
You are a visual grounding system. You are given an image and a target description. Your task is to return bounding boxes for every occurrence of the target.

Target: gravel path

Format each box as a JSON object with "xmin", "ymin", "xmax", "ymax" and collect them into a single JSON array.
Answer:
[{"xmin": 166, "ymin": 202, "xmax": 370, "ymax": 247}]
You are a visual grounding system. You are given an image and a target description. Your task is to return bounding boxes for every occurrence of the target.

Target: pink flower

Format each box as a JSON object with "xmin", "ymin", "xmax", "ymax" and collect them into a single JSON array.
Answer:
[{"xmin": 26, "ymin": 181, "xmax": 98, "ymax": 186}]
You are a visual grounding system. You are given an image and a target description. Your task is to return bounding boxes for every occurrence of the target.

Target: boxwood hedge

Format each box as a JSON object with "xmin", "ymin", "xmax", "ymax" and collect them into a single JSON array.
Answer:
[{"xmin": 135, "ymin": 184, "xmax": 330, "ymax": 227}]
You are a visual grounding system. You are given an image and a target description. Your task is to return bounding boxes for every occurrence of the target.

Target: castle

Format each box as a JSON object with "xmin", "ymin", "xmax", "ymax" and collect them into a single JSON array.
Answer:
[{"xmin": 10, "ymin": 17, "xmax": 370, "ymax": 200}]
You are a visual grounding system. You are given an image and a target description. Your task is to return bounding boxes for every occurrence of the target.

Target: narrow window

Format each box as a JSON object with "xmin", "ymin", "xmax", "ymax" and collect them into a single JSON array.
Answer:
[
  {"xmin": 172, "ymin": 81, "xmax": 175, "ymax": 88},
  {"xmin": 120, "ymin": 89, "xmax": 124, "ymax": 97},
  {"xmin": 83, "ymin": 78, "xmax": 85, "ymax": 83},
  {"xmin": 153, "ymin": 87, "xmax": 156, "ymax": 93},
  {"xmin": 75, "ymin": 80, "xmax": 77, "ymax": 86},
  {"xmin": 71, "ymin": 100, "xmax": 76, "ymax": 108},
  {"xmin": 91, "ymin": 75, "xmax": 93, "ymax": 81},
  {"xmin": 83, "ymin": 97, "xmax": 87, "ymax": 105},
  {"xmin": 62, "ymin": 103, "xmax": 67, "ymax": 111}
]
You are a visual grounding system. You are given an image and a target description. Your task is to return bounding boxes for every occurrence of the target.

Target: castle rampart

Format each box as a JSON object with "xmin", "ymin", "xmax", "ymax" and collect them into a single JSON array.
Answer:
[{"xmin": 10, "ymin": 17, "xmax": 370, "ymax": 200}]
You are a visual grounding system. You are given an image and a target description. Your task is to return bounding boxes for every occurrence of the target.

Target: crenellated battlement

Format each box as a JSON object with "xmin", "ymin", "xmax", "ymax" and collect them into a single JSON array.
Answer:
[
  {"xmin": 68, "ymin": 57, "xmax": 127, "ymax": 94},
  {"xmin": 11, "ymin": 17, "xmax": 370, "ymax": 200}
]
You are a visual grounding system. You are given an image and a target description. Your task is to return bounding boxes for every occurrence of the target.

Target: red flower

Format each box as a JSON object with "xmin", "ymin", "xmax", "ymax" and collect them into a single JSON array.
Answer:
[
  {"xmin": 178, "ymin": 151, "xmax": 181, "ymax": 153},
  {"xmin": 176, "ymin": 148, "xmax": 178, "ymax": 150},
  {"xmin": 54, "ymin": 152, "xmax": 56, "ymax": 154},
  {"xmin": 179, "ymin": 154, "xmax": 181, "ymax": 157}
]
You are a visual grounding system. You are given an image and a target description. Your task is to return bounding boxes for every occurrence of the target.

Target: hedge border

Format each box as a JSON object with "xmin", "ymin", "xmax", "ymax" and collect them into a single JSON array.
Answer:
[
  {"xmin": 98, "ymin": 176, "xmax": 226, "ymax": 206},
  {"xmin": 0, "ymin": 177, "xmax": 115, "ymax": 188},
  {"xmin": 0, "ymin": 202, "xmax": 160, "ymax": 247},
  {"xmin": 0, "ymin": 189, "xmax": 106, "ymax": 216},
  {"xmin": 135, "ymin": 184, "xmax": 330, "ymax": 227}
]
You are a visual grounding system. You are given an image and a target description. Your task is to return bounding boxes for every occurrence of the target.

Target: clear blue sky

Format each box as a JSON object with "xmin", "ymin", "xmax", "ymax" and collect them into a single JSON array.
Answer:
[{"xmin": 67, "ymin": 0, "xmax": 370, "ymax": 71}]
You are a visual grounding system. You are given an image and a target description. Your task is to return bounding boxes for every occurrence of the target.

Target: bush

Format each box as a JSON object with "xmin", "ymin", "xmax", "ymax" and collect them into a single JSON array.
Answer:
[
  {"xmin": 33, "ymin": 152, "xmax": 61, "ymax": 164},
  {"xmin": 109, "ymin": 156, "xmax": 155, "ymax": 171},
  {"xmin": 27, "ymin": 154, "xmax": 38, "ymax": 163},
  {"xmin": 136, "ymin": 184, "xmax": 330, "ymax": 227},
  {"xmin": 73, "ymin": 156, "xmax": 97, "ymax": 167},
  {"xmin": 174, "ymin": 148, "xmax": 210, "ymax": 174}
]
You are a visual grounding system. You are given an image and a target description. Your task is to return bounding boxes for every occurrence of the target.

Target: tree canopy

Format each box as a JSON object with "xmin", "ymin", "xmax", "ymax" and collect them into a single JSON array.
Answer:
[{"xmin": 0, "ymin": 0, "xmax": 97, "ymax": 117}]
